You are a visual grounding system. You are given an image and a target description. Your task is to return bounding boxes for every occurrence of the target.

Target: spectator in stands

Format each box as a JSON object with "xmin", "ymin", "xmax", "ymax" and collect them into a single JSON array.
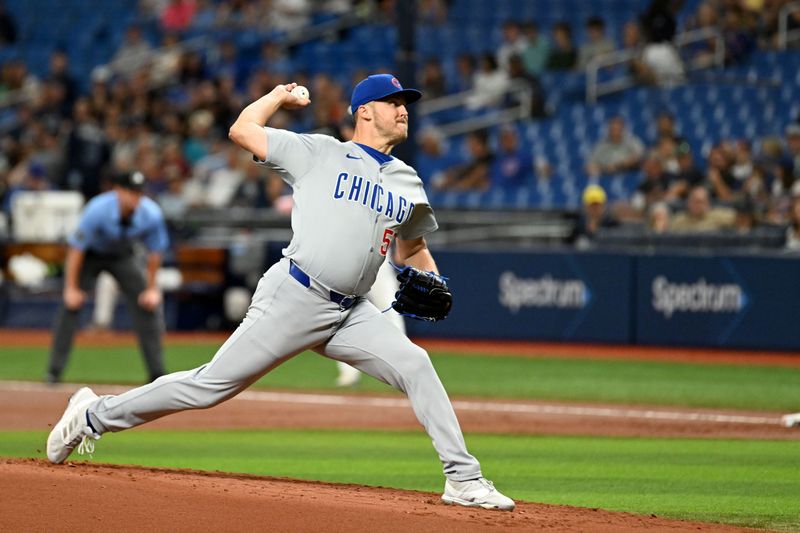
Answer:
[
  {"xmin": 734, "ymin": 197, "xmax": 758, "ymax": 234},
  {"xmin": 721, "ymin": 4, "xmax": 757, "ymax": 63},
  {"xmin": 667, "ymin": 142, "xmax": 705, "ymax": 199},
  {"xmin": 157, "ymin": 174, "xmax": 189, "ymax": 219},
  {"xmin": 654, "ymin": 110, "xmax": 685, "ymax": 144},
  {"xmin": 62, "ymin": 98, "xmax": 111, "ymax": 200},
  {"xmin": 270, "ymin": 0, "xmax": 312, "ymax": 33},
  {"xmin": 648, "ymin": 201, "xmax": 671, "ymax": 233},
  {"xmin": 251, "ymin": 41, "xmax": 292, "ymax": 79},
  {"xmin": 670, "ymin": 185, "xmax": 736, "ymax": 232},
  {"xmin": 785, "ymin": 123, "xmax": 800, "ymax": 182},
  {"xmin": 452, "ymin": 53, "xmax": 476, "ymax": 93},
  {"xmin": 183, "ymin": 109, "xmax": 215, "ymax": 164},
  {"xmin": 47, "ymin": 50, "xmax": 77, "ymax": 115},
  {"xmin": 190, "ymin": 0, "xmax": 216, "ymax": 29},
  {"xmin": 686, "ymin": 1, "xmax": 720, "ymax": 67},
  {"xmin": 160, "ymin": 0, "xmax": 196, "ymax": 32},
  {"xmin": 521, "ymin": 21, "xmax": 550, "ymax": 76},
  {"xmin": 178, "ymin": 49, "xmax": 206, "ymax": 84},
  {"xmin": 491, "ymin": 126, "xmax": 532, "ymax": 189},
  {"xmin": 139, "ymin": 147, "xmax": 169, "ymax": 198},
  {"xmin": 639, "ymin": 0, "xmax": 677, "ymax": 43},
  {"xmin": 111, "ymin": 25, "xmax": 153, "ymax": 76},
  {"xmin": 786, "ymin": 194, "xmax": 800, "ymax": 251},
  {"xmin": 161, "ymin": 138, "xmax": 191, "ymax": 182},
  {"xmin": 434, "ymin": 129, "xmax": 494, "ymax": 191},
  {"xmin": 416, "ymin": 127, "xmax": 457, "ymax": 186},
  {"xmin": 230, "ymin": 162, "xmax": 271, "ymax": 208},
  {"xmin": 641, "ymin": 39, "xmax": 685, "ymax": 85},
  {"xmin": 627, "ymin": 155, "xmax": 668, "ymax": 216},
  {"xmin": 207, "ymin": 39, "xmax": 247, "ymax": 89},
  {"xmin": 3, "ymin": 59, "xmax": 40, "ymax": 101},
  {"xmin": 419, "ymin": 0, "xmax": 448, "ymax": 26},
  {"xmin": 546, "ymin": 22, "xmax": 577, "ymax": 70},
  {"xmin": 199, "ymin": 145, "xmax": 248, "ymax": 208},
  {"xmin": 0, "ymin": 0, "xmax": 17, "ymax": 45},
  {"xmin": 568, "ymin": 184, "xmax": 618, "ymax": 247},
  {"xmin": 731, "ymin": 139, "xmax": 755, "ymax": 185},
  {"xmin": 507, "ymin": 54, "xmax": 547, "ymax": 118},
  {"xmin": 496, "ymin": 21, "xmax": 528, "ymax": 72},
  {"xmin": 466, "ymin": 54, "xmax": 509, "ymax": 110},
  {"xmin": 577, "ymin": 16, "xmax": 616, "ymax": 69},
  {"xmin": 621, "ymin": 20, "xmax": 661, "ymax": 85},
  {"xmin": 706, "ymin": 143, "xmax": 737, "ymax": 200},
  {"xmin": 151, "ymin": 33, "xmax": 184, "ymax": 86},
  {"xmin": 586, "ymin": 116, "xmax": 645, "ymax": 177},
  {"xmin": 2, "ymin": 162, "xmax": 52, "ymax": 214},
  {"xmin": 652, "ymin": 135, "xmax": 680, "ymax": 179},
  {"xmin": 419, "ymin": 58, "xmax": 447, "ymax": 100}
]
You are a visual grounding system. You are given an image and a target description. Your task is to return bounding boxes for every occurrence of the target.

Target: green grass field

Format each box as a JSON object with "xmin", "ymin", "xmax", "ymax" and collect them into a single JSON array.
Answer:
[
  {"xmin": 2, "ymin": 342, "xmax": 799, "ymax": 530},
  {"xmin": 1, "ymin": 429, "xmax": 798, "ymax": 531},
  {"xmin": 2, "ymin": 343, "xmax": 799, "ymax": 410}
]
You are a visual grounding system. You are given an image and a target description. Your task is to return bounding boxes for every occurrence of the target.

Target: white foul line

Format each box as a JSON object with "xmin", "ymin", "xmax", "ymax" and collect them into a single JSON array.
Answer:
[{"xmin": 0, "ymin": 380, "xmax": 783, "ymax": 426}]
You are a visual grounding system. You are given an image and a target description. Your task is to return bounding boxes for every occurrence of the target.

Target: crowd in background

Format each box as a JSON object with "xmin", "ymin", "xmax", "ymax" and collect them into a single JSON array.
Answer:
[{"xmin": 0, "ymin": 0, "xmax": 799, "ymax": 247}]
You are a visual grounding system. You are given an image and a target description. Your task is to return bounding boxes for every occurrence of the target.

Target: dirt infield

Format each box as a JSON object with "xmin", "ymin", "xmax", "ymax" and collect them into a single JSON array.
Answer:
[
  {"xmin": 2, "ymin": 329, "xmax": 795, "ymax": 531},
  {"xmin": 0, "ymin": 458, "xmax": 758, "ymax": 532},
  {"xmin": 0, "ymin": 383, "xmax": 794, "ymax": 440}
]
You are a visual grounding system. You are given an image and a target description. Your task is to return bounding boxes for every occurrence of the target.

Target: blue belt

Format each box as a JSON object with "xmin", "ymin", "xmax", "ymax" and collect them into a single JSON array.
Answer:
[{"xmin": 289, "ymin": 261, "xmax": 357, "ymax": 310}]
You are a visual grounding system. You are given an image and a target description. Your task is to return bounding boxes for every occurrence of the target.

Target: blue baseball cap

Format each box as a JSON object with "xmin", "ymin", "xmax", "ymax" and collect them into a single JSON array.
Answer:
[{"xmin": 348, "ymin": 74, "xmax": 422, "ymax": 115}]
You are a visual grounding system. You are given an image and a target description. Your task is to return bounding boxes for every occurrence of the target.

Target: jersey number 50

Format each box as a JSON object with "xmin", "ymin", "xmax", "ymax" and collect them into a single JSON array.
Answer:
[{"xmin": 380, "ymin": 228, "xmax": 395, "ymax": 256}]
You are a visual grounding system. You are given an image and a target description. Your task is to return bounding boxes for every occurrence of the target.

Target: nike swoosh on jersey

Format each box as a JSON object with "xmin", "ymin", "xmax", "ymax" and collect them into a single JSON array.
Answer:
[{"xmin": 345, "ymin": 153, "xmax": 362, "ymax": 159}]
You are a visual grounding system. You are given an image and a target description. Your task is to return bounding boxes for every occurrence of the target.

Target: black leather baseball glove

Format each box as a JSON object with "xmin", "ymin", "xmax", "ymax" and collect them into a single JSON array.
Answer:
[{"xmin": 391, "ymin": 266, "xmax": 452, "ymax": 322}]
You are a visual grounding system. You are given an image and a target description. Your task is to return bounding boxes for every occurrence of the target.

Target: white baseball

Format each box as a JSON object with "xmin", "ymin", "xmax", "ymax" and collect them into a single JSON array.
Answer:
[{"xmin": 291, "ymin": 85, "xmax": 309, "ymax": 100}]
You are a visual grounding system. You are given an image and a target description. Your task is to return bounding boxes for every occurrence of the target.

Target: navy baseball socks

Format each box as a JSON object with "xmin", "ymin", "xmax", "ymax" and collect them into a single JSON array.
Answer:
[
  {"xmin": 47, "ymin": 387, "xmax": 102, "ymax": 463},
  {"xmin": 442, "ymin": 477, "xmax": 515, "ymax": 511}
]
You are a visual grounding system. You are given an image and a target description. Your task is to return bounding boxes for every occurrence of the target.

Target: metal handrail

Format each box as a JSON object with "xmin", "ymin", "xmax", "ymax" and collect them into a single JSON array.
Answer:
[
  {"xmin": 778, "ymin": 1, "xmax": 800, "ymax": 50},
  {"xmin": 585, "ymin": 48, "xmax": 639, "ymax": 104},
  {"xmin": 673, "ymin": 26, "xmax": 725, "ymax": 69},
  {"xmin": 586, "ymin": 27, "xmax": 724, "ymax": 103},
  {"xmin": 417, "ymin": 79, "xmax": 533, "ymax": 138}
]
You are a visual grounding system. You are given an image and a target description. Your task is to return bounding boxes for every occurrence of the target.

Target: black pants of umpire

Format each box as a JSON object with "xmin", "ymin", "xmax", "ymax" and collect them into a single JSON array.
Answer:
[{"xmin": 47, "ymin": 251, "xmax": 166, "ymax": 383}]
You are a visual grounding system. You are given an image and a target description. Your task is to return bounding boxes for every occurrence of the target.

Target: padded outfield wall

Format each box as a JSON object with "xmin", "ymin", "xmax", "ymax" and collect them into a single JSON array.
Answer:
[{"xmin": 407, "ymin": 250, "xmax": 800, "ymax": 350}]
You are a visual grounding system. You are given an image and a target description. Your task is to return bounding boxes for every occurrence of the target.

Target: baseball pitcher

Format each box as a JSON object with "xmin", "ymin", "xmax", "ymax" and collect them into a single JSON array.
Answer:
[{"xmin": 46, "ymin": 74, "xmax": 514, "ymax": 511}]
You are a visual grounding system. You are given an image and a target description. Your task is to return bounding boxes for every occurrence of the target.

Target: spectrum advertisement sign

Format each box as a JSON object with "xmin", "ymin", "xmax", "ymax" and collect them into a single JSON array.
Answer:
[
  {"xmin": 636, "ymin": 255, "xmax": 800, "ymax": 349},
  {"xmin": 407, "ymin": 251, "xmax": 632, "ymax": 342}
]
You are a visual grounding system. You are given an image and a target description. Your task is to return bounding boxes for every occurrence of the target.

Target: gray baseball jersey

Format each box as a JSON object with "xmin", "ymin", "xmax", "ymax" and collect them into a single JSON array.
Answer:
[
  {"xmin": 86, "ymin": 129, "xmax": 482, "ymax": 482},
  {"xmin": 257, "ymin": 128, "xmax": 438, "ymax": 295}
]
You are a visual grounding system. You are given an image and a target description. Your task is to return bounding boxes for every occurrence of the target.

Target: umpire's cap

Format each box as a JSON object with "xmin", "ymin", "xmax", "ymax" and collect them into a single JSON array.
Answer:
[
  {"xmin": 113, "ymin": 170, "xmax": 146, "ymax": 192},
  {"xmin": 348, "ymin": 74, "xmax": 422, "ymax": 115}
]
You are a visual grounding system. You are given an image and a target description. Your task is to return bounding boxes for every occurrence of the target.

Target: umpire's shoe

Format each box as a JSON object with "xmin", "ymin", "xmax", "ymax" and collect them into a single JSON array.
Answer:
[
  {"xmin": 442, "ymin": 477, "xmax": 515, "ymax": 511},
  {"xmin": 47, "ymin": 387, "xmax": 101, "ymax": 464}
]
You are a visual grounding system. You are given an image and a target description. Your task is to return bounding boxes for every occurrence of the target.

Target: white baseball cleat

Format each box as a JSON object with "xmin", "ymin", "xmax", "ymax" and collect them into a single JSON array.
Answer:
[
  {"xmin": 46, "ymin": 387, "xmax": 101, "ymax": 464},
  {"xmin": 442, "ymin": 477, "xmax": 515, "ymax": 511},
  {"xmin": 335, "ymin": 362, "xmax": 361, "ymax": 387},
  {"xmin": 781, "ymin": 413, "xmax": 800, "ymax": 428}
]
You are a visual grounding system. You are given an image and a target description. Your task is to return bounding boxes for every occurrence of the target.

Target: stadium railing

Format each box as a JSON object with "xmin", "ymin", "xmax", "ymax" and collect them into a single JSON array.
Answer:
[
  {"xmin": 586, "ymin": 26, "xmax": 725, "ymax": 103},
  {"xmin": 779, "ymin": 1, "xmax": 800, "ymax": 50}
]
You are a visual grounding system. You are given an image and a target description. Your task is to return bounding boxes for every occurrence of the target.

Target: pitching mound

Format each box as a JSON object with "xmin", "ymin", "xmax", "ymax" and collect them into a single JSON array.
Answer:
[{"xmin": 1, "ymin": 458, "xmax": 754, "ymax": 532}]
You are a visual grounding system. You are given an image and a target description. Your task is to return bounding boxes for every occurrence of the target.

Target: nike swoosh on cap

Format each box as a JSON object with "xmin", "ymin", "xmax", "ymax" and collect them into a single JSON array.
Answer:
[{"xmin": 346, "ymin": 153, "xmax": 362, "ymax": 159}]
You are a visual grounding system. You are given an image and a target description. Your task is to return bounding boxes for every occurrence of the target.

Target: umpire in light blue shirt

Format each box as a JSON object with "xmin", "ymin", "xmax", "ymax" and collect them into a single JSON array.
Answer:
[{"xmin": 46, "ymin": 171, "xmax": 170, "ymax": 384}]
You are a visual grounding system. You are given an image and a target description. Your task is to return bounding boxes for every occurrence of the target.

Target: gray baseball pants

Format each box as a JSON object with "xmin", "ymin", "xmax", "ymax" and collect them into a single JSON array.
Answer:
[
  {"xmin": 88, "ymin": 257, "xmax": 482, "ymax": 481},
  {"xmin": 48, "ymin": 251, "xmax": 165, "ymax": 382}
]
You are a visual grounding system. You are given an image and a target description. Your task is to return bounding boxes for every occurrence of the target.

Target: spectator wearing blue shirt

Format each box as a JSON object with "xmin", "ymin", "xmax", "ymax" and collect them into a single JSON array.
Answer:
[
  {"xmin": 415, "ymin": 127, "xmax": 457, "ymax": 186},
  {"xmin": 491, "ymin": 126, "xmax": 533, "ymax": 189},
  {"xmin": 46, "ymin": 171, "xmax": 170, "ymax": 384}
]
